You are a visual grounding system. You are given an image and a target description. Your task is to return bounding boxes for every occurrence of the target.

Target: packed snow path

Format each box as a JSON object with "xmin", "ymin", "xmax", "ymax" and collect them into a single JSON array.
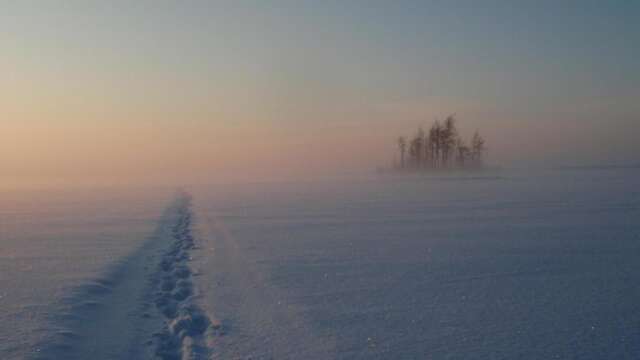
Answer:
[
  {"xmin": 32, "ymin": 193, "xmax": 214, "ymax": 360},
  {"xmin": 151, "ymin": 194, "xmax": 215, "ymax": 360}
]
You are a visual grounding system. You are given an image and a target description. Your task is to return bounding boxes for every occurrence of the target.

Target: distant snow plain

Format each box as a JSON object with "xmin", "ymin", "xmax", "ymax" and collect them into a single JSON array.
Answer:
[{"xmin": 2, "ymin": 168, "xmax": 639, "ymax": 359}]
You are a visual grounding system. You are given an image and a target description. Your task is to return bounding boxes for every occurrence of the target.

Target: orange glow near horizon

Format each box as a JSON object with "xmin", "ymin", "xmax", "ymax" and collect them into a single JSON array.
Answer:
[{"xmin": 2, "ymin": 3, "xmax": 639, "ymax": 189}]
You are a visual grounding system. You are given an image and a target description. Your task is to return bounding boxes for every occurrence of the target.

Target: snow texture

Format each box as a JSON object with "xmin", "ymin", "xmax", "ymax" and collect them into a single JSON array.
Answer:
[{"xmin": 2, "ymin": 169, "xmax": 640, "ymax": 359}]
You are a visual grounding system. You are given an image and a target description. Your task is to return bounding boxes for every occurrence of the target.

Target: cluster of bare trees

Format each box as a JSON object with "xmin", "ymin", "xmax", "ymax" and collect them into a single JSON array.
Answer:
[{"xmin": 396, "ymin": 116, "xmax": 485, "ymax": 170}]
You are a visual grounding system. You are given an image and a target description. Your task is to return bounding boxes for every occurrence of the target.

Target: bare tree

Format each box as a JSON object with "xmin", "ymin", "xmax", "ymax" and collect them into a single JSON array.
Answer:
[
  {"xmin": 471, "ymin": 131, "xmax": 485, "ymax": 167},
  {"xmin": 415, "ymin": 127, "xmax": 425, "ymax": 167},
  {"xmin": 397, "ymin": 136, "xmax": 407, "ymax": 169},
  {"xmin": 408, "ymin": 129, "xmax": 424, "ymax": 169},
  {"xmin": 393, "ymin": 117, "xmax": 486, "ymax": 172},
  {"xmin": 456, "ymin": 138, "xmax": 471, "ymax": 167},
  {"xmin": 424, "ymin": 133, "xmax": 433, "ymax": 169},
  {"xmin": 442, "ymin": 115, "xmax": 458, "ymax": 167},
  {"xmin": 430, "ymin": 120, "xmax": 442, "ymax": 168}
]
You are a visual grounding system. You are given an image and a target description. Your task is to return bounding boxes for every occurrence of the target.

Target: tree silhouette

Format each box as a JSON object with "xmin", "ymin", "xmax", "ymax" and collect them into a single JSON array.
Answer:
[
  {"xmin": 393, "ymin": 116, "xmax": 487, "ymax": 171},
  {"xmin": 409, "ymin": 134, "xmax": 421, "ymax": 168},
  {"xmin": 430, "ymin": 120, "xmax": 442, "ymax": 168},
  {"xmin": 398, "ymin": 136, "xmax": 407, "ymax": 169},
  {"xmin": 442, "ymin": 115, "xmax": 458, "ymax": 167},
  {"xmin": 471, "ymin": 131, "xmax": 485, "ymax": 167},
  {"xmin": 455, "ymin": 138, "xmax": 471, "ymax": 167}
]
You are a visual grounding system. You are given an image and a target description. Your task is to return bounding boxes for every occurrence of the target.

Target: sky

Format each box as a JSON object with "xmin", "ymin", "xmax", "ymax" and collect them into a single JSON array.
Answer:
[{"xmin": 1, "ymin": 1, "xmax": 639, "ymax": 188}]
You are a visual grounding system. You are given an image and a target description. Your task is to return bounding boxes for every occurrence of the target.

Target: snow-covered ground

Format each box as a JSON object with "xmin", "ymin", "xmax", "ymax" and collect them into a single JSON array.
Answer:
[
  {"xmin": 0, "ymin": 188, "xmax": 171, "ymax": 359},
  {"xmin": 191, "ymin": 169, "xmax": 640, "ymax": 359},
  {"xmin": 2, "ymin": 169, "xmax": 640, "ymax": 359}
]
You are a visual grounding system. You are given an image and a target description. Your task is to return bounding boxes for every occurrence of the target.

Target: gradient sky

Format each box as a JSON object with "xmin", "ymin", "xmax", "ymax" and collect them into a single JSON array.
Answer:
[{"xmin": 2, "ymin": 1, "xmax": 639, "ymax": 187}]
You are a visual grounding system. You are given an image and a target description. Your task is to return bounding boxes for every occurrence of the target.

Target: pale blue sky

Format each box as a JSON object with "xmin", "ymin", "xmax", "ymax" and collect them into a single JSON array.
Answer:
[{"xmin": 1, "ymin": 1, "xmax": 639, "ymax": 184}]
